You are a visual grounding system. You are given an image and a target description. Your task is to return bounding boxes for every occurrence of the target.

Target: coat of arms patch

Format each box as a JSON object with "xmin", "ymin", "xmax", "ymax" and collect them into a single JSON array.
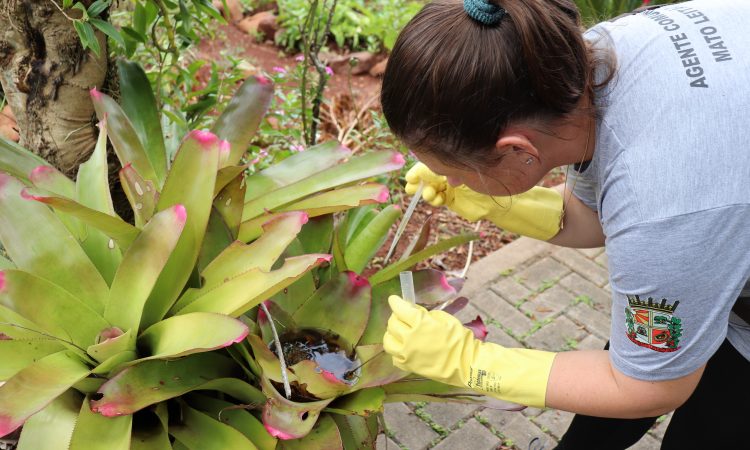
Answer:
[{"xmin": 625, "ymin": 295, "xmax": 682, "ymax": 352}]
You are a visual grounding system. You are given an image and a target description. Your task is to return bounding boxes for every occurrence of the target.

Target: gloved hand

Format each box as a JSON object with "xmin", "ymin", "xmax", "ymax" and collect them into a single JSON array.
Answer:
[
  {"xmin": 383, "ymin": 295, "xmax": 556, "ymax": 408},
  {"xmin": 404, "ymin": 162, "xmax": 563, "ymax": 241}
]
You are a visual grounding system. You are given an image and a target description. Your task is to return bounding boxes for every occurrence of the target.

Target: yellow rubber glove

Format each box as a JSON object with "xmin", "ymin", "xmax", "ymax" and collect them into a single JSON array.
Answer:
[
  {"xmin": 404, "ymin": 162, "xmax": 563, "ymax": 241},
  {"xmin": 383, "ymin": 295, "xmax": 556, "ymax": 408}
]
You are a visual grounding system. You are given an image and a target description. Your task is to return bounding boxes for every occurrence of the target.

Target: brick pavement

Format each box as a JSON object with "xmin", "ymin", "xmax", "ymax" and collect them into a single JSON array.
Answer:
[{"xmin": 379, "ymin": 237, "xmax": 671, "ymax": 450}]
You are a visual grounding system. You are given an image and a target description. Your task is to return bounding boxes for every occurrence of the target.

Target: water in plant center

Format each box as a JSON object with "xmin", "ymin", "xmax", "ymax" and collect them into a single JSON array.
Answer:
[{"xmin": 271, "ymin": 328, "xmax": 361, "ymax": 399}]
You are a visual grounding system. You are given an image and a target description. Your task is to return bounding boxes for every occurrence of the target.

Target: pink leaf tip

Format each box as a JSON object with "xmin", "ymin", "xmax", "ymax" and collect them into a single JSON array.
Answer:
[
  {"xmin": 439, "ymin": 274, "xmax": 456, "ymax": 293},
  {"xmin": 0, "ymin": 271, "xmax": 6, "ymax": 293},
  {"xmin": 228, "ymin": 325, "xmax": 250, "ymax": 345},
  {"xmin": 463, "ymin": 316, "xmax": 488, "ymax": 341},
  {"xmin": 320, "ymin": 369, "xmax": 344, "ymax": 384},
  {"xmin": 97, "ymin": 327, "xmax": 124, "ymax": 343},
  {"xmin": 317, "ymin": 254, "xmax": 333, "ymax": 264},
  {"xmin": 29, "ymin": 165, "xmax": 55, "ymax": 182},
  {"xmin": 263, "ymin": 423, "xmax": 296, "ymax": 440},
  {"xmin": 346, "ymin": 271, "xmax": 370, "ymax": 289},
  {"xmin": 0, "ymin": 414, "xmax": 21, "ymax": 438},
  {"xmin": 300, "ymin": 212, "xmax": 309, "ymax": 225},
  {"xmin": 189, "ymin": 130, "xmax": 219, "ymax": 149},
  {"xmin": 376, "ymin": 187, "xmax": 390, "ymax": 203},
  {"xmin": 391, "ymin": 152, "xmax": 406, "ymax": 166},
  {"xmin": 90, "ymin": 401, "xmax": 123, "ymax": 417},
  {"xmin": 256, "ymin": 75, "xmax": 271, "ymax": 85},
  {"xmin": 90, "ymin": 88, "xmax": 102, "ymax": 100},
  {"xmin": 173, "ymin": 204, "xmax": 187, "ymax": 223},
  {"xmin": 219, "ymin": 139, "xmax": 231, "ymax": 155},
  {"xmin": 19, "ymin": 188, "xmax": 42, "ymax": 202},
  {"xmin": 479, "ymin": 231, "xmax": 487, "ymax": 239}
]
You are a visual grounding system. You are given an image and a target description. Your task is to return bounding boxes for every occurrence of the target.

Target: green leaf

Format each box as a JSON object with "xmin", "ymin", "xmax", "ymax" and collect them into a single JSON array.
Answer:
[
  {"xmin": 0, "ymin": 269, "xmax": 110, "ymax": 348},
  {"xmin": 87, "ymin": 0, "xmax": 111, "ymax": 17},
  {"xmin": 276, "ymin": 183, "xmax": 389, "ymax": 217},
  {"xmin": 90, "ymin": 89, "xmax": 158, "ymax": 185},
  {"xmin": 21, "ymin": 188, "xmax": 139, "ymax": 251},
  {"xmin": 211, "ymin": 76, "xmax": 273, "ymax": 167},
  {"xmin": 117, "ymin": 60, "xmax": 167, "ymax": 183},
  {"xmin": 214, "ymin": 164, "xmax": 247, "ymax": 197},
  {"xmin": 130, "ymin": 408, "xmax": 172, "ymax": 450},
  {"xmin": 369, "ymin": 233, "xmax": 480, "ymax": 285},
  {"xmin": 196, "ymin": 208, "xmax": 233, "ymax": 274},
  {"xmin": 0, "ymin": 351, "xmax": 90, "ymax": 436},
  {"xmin": 275, "ymin": 414, "xmax": 342, "ymax": 450},
  {"xmin": 297, "ymin": 214, "xmax": 333, "ymax": 256},
  {"xmin": 104, "ymin": 205, "xmax": 186, "ymax": 335},
  {"xmin": 138, "ymin": 312, "xmax": 248, "ymax": 360},
  {"xmin": 292, "ymin": 272, "xmax": 371, "ymax": 346},
  {"xmin": 214, "ymin": 170, "xmax": 245, "ymax": 239},
  {"xmin": 0, "ymin": 339, "xmax": 64, "ymax": 381},
  {"xmin": 187, "ymin": 394, "xmax": 277, "ymax": 450},
  {"xmin": 90, "ymin": 18, "xmax": 126, "ymax": 49},
  {"xmin": 344, "ymin": 204, "xmax": 401, "ymax": 274},
  {"xmin": 77, "ymin": 21, "xmax": 102, "ymax": 57},
  {"xmin": 141, "ymin": 131, "xmax": 221, "ymax": 329},
  {"xmin": 170, "ymin": 403, "xmax": 259, "ymax": 450},
  {"xmin": 90, "ymin": 352, "xmax": 236, "ymax": 416},
  {"xmin": 331, "ymin": 414, "xmax": 379, "ymax": 450},
  {"xmin": 0, "ymin": 304, "xmax": 46, "ymax": 340},
  {"xmin": 119, "ymin": 164, "xmax": 158, "ymax": 228},
  {"xmin": 28, "ymin": 166, "xmax": 86, "ymax": 240},
  {"xmin": 175, "ymin": 254, "xmax": 330, "ymax": 317},
  {"xmin": 245, "ymin": 334, "xmax": 297, "ymax": 385},
  {"xmin": 259, "ymin": 375, "xmax": 335, "ymax": 442},
  {"xmin": 77, "ymin": 118, "xmax": 122, "ymax": 284},
  {"xmin": 327, "ymin": 388, "xmax": 385, "ymax": 416},
  {"xmin": 63, "ymin": 0, "xmax": 73, "ymax": 8},
  {"xmin": 0, "ymin": 137, "xmax": 58, "ymax": 185},
  {"xmin": 243, "ymin": 150, "xmax": 405, "ymax": 221},
  {"xmin": 121, "ymin": 26, "xmax": 147, "ymax": 44},
  {"xmin": 69, "ymin": 395, "xmax": 131, "ymax": 450},
  {"xmin": 0, "ymin": 254, "xmax": 14, "ymax": 270},
  {"xmin": 244, "ymin": 141, "xmax": 351, "ymax": 203},
  {"xmin": 87, "ymin": 329, "xmax": 133, "ymax": 364},
  {"xmin": 16, "ymin": 389, "xmax": 80, "ymax": 450}
]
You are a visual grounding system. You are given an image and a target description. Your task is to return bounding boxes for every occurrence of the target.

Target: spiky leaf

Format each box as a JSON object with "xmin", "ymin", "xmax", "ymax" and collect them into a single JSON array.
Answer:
[
  {"xmin": 117, "ymin": 59, "xmax": 167, "ymax": 184},
  {"xmin": 275, "ymin": 414, "xmax": 342, "ymax": 449},
  {"xmin": 90, "ymin": 353, "xmax": 236, "ymax": 417},
  {"xmin": 0, "ymin": 270, "xmax": 110, "ymax": 347},
  {"xmin": 212, "ymin": 75, "xmax": 274, "ymax": 168},
  {"xmin": 170, "ymin": 403, "xmax": 259, "ymax": 450},
  {"xmin": 0, "ymin": 173, "xmax": 109, "ymax": 313},
  {"xmin": 276, "ymin": 183, "xmax": 390, "ymax": 217},
  {"xmin": 343, "ymin": 204, "xmax": 401, "ymax": 274},
  {"xmin": 16, "ymin": 389, "xmax": 80, "ymax": 450},
  {"xmin": 142, "ymin": 130, "xmax": 221, "ymax": 328},
  {"xmin": 105, "ymin": 205, "xmax": 186, "ymax": 335},
  {"xmin": 138, "ymin": 312, "xmax": 249, "ymax": 360},
  {"xmin": 187, "ymin": 394, "xmax": 277, "ymax": 450},
  {"xmin": 90, "ymin": 89, "xmax": 159, "ymax": 185},
  {"xmin": 69, "ymin": 395, "xmax": 132, "ymax": 450},
  {"xmin": 243, "ymin": 150, "xmax": 404, "ymax": 221},
  {"xmin": 0, "ymin": 338, "xmax": 65, "ymax": 381},
  {"xmin": 0, "ymin": 137, "xmax": 59, "ymax": 185},
  {"xmin": 0, "ymin": 351, "xmax": 90, "ymax": 436}
]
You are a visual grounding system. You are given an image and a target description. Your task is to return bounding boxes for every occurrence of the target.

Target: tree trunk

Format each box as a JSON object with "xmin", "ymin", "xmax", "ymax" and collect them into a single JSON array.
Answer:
[{"xmin": 0, "ymin": 0, "xmax": 107, "ymax": 179}]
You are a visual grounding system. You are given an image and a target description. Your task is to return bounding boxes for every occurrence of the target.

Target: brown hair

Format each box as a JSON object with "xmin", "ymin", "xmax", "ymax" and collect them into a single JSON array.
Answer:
[{"xmin": 381, "ymin": 0, "xmax": 612, "ymax": 168}]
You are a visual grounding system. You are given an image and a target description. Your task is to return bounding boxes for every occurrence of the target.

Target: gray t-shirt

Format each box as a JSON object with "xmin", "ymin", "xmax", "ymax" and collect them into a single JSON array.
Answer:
[{"xmin": 571, "ymin": 0, "xmax": 750, "ymax": 381}]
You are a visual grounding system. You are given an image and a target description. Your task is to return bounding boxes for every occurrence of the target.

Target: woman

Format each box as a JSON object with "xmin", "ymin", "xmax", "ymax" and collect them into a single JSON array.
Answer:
[{"xmin": 380, "ymin": 0, "xmax": 750, "ymax": 448}]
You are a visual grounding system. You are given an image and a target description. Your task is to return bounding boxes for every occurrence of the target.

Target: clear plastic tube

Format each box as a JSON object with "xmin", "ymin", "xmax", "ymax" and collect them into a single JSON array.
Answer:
[{"xmin": 400, "ymin": 271, "xmax": 416, "ymax": 304}]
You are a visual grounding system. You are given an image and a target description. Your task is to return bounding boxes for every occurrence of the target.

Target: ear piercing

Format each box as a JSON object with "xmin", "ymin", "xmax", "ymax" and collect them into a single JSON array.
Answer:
[{"xmin": 525, "ymin": 158, "xmax": 534, "ymax": 165}]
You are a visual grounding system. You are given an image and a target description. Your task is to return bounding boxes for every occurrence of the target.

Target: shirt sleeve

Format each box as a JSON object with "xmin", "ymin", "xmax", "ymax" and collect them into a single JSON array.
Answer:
[{"xmin": 606, "ymin": 208, "xmax": 750, "ymax": 381}]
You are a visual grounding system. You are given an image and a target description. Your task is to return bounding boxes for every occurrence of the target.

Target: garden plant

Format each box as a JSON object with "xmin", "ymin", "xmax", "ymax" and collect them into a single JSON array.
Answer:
[{"xmin": 0, "ymin": 60, "xmax": 520, "ymax": 449}]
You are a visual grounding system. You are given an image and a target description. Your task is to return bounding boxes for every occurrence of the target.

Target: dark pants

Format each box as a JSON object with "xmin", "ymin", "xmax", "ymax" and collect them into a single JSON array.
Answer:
[{"xmin": 554, "ymin": 339, "xmax": 750, "ymax": 449}]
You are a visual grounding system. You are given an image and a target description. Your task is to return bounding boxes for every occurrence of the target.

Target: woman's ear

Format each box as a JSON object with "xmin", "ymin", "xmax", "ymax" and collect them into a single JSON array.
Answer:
[{"xmin": 495, "ymin": 133, "xmax": 540, "ymax": 165}]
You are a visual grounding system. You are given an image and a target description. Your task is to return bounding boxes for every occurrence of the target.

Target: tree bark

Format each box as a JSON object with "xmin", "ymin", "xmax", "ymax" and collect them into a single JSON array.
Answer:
[{"xmin": 0, "ymin": 0, "xmax": 107, "ymax": 179}]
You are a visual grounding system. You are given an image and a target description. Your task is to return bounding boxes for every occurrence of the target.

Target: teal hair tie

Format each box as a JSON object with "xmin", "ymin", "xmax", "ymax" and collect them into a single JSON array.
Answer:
[{"xmin": 463, "ymin": 0, "xmax": 506, "ymax": 26}]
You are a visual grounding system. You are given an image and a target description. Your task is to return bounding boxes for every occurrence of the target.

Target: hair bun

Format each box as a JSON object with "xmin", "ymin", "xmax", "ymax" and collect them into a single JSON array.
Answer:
[{"xmin": 463, "ymin": 0, "xmax": 507, "ymax": 26}]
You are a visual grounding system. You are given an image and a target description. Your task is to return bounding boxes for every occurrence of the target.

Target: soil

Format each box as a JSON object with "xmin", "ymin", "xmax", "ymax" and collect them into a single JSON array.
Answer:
[{"xmin": 199, "ymin": 22, "xmax": 569, "ymax": 274}]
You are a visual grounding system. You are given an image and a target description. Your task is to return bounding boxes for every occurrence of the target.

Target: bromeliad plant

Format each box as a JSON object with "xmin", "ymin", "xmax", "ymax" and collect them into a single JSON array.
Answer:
[{"xmin": 0, "ymin": 60, "xmax": 519, "ymax": 449}]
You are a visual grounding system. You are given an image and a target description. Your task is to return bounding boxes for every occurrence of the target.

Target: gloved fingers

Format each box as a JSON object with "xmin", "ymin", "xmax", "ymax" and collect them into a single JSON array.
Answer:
[
  {"xmin": 382, "ymin": 333, "xmax": 405, "ymax": 364},
  {"xmin": 422, "ymin": 185, "xmax": 437, "ymax": 202},
  {"xmin": 388, "ymin": 295, "xmax": 424, "ymax": 325},
  {"xmin": 404, "ymin": 182, "xmax": 419, "ymax": 195},
  {"xmin": 386, "ymin": 314, "xmax": 412, "ymax": 342},
  {"xmin": 429, "ymin": 192, "xmax": 446, "ymax": 206}
]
